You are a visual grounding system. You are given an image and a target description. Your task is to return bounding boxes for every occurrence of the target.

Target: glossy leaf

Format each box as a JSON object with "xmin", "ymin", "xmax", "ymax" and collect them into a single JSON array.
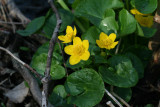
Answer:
[
  {"xmin": 125, "ymin": 53, "xmax": 144, "ymax": 79},
  {"xmin": 119, "ymin": 9, "xmax": 136, "ymax": 36},
  {"xmin": 99, "ymin": 55, "xmax": 138, "ymax": 87},
  {"xmin": 17, "ymin": 16, "xmax": 45, "ymax": 36},
  {"xmin": 135, "ymin": 0, "xmax": 157, "ymax": 14},
  {"xmin": 65, "ymin": 68, "xmax": 105, "ymax": 107},
  {"xmin": 74, "ymin": 0, "xmax": 123, "ymax": 33},
  {"xmin": 53, "ymin": 85, "xmax": 67, "ymax": 98},
  {"xmin": 31, "ymin": 53, "xmax": 65, "ymax": 79},
  {"xmin": 81, "ymin": 26, "xmax": 100, "ymax": 45}
]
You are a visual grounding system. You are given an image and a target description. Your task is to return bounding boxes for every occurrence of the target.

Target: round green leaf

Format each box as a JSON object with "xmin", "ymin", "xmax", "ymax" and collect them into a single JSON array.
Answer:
[
  {"xmin": 135, "ymin": 0, "xmax": 157, "ymax": 14},
  {"xmin": 125, "ymin": 52, "xmax": 144, "ymax": 79},
  {"xmin": 99, "ymin": 55, "xmax": 138, "ymax": 88},
  {"xmin": 81, "ymin": 26, "xmax": 100, "ymax": 45},
  {"xmin": 50, "ymin": 65, "xmax": 66, "ymax": 80},
  {"xmin": 65, "ymin": 68, "xmax": 105, "ymax": 107},
  {"xmin": 17, "ymin": 16, "xmax": 45, "ymax": 36},
  {"xmin": 31, "ymin": 53, "xmax": 65, "ymax": 80},
  {"xmin": 53, "ymin": 85, "xmax": 67, "ymax": 98},
  {"xmin": 141, "ymin": 27, "xmax": 157, "ymax": 38},
  {"xmin": 119, "ymin": 9, "xmax": 136, "ymax": 36},
  {"xmin": 49, "ymin": 85, "xmax": 72, "ymax": 107},
  {"xmin": 99, "ymin": 16, "xmax": 119, "ymax": 34}
]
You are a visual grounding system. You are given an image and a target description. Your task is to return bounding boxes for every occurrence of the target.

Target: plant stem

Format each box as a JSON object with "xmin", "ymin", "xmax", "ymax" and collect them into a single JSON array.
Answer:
[{"xmin": 125, "ymin": 0, "xmax": 129, "ymax": 11}]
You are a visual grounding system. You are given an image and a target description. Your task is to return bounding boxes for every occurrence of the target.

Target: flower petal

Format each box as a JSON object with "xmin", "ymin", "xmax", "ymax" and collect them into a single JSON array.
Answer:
[
  {"xmin": 64, "ymin": 45, "xmax": 74, "ymax": 55},
  {"xmin": 109, "ymin": 33, "xmax": 116, "ymax": 42},
  {"xmin": 130, "ymin": 9, "xmax": 146, "ymax": 16},
  {"xmin": 58, "ymin": 35, "xmax": 71, "ymax": 43},
  {"xmin": 99, "ymin": 32, "xmax": 108, "ymax": 40},
  {"xmin": 73, "ymin": 26, "xmax": 77, "ymax": 37},
  {"xmin": 69, "ymin": 55, "xmax": 81, "ymax": 65},
  {"xmin": 73, "ymin": 37, "xmax": 82, "ymax": 45},
  {"xmin": 111, "ymin": 41, "xmax": 118, "ymax": 48},
  {"xmin": 82, "ymin": 40, "xmax": 89, "ymax": 50},
  {"xmin": 66, "ymin": 26, "xmax": 73, "ymax": 35},
  {"xmin": 81, "ymin": 51, "xmax": 90, "ymax": 61},
  {"xmin": 96, "ymin": 40, "xmax": 104, "ymax": 48},
  {"xmin": 135, "ymin": 15, "xmax": 153, "ymax": 28}
]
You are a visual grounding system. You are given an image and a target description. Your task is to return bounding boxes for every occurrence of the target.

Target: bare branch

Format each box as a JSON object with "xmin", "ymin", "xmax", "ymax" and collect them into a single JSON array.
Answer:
[
  {"xmin": 106, "ymin": 101, "xmax": 115, "ymax": 107},
  {"xmin": 42, "ymin": 0, "xmax": 62, "ymax": 106},
  {"xmin": 0, "ymin": 46, "xmax": 43, "ymax": 79}
]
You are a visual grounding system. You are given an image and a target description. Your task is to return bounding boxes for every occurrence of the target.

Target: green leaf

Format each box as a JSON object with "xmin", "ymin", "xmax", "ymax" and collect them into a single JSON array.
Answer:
[
  {"xmin": 17, "ymin": 16, "xmax": 45, "ymax": 36},
  {"xmin": 125, "ymin": 45, "xmax": 152, "ymax": 67},
  {"xmin": 104, "ymin": 9, "xmax": 116, "ymax": 17},
  {"xmin": 125, "ymin": 52, "xmax": 144, "ymax": 79},
  {"xmin": 136, "ymin": 21, "xmax": 157, "ymax": 38},
  {"xmin": 99, "ymin": 16, "xmax": 119, "ymax": 34},
  {"xmin": 31, "ymin": 53, "xmax": 61, "ymax": 75},
  {"xmin": 53, "ymin": 85, "xmax": 67, "ymax": 98},
  {"xmin": 94, "ymin": 55, "xmax": 108, "ymax": 64},
  {"xmin": 74, "ymin": 0, "xmax": 123, "ymax": 33},
  {"xmin": 30, "ymin": 43, "xmax": 65, "ymax": 80},
  {"xmin": 89, "ymin": 45, "xmax": 101, "ymax": 56},
  {"xmin": 136, "ymin": 23, "xmax": 144, "ymax": 36},
  {"xmin": 81, "ymin": 26, "xmax": 100, "ymax": 45},
  {"xmin": 43, "ymin": 9, "xmax": 74, "ymax": 38},
  {"xmin": 65, "ymin": 68, "xmax": 105, "ymax": 107},
  {"xmin": 135, "ymin": 0, "xmax": 157, "ymax": 14},
  {"xmin": 50, "ymin": 65, "xmax": 66, "ymax": 80},
  {"xmin": 49, "ymin": 86, "xmax": 73, "ymax": 107},
  {"xmin": 141, "ymin": 27, "xmax": 157, "ymax": 38},
  {"xmin": 99, "ymin": 55, "xmax": 138, "ymax": 88},
  {"xmin": 109, "ymin": 87, "xmax": 132, "ymax": 103},
  {"xmin": 119, "ymin": 9, "xmax": 136, "ymax": 36},
  {"xmin": 33, "ymin": 42, "xmax": 63, "ymax": 57}
]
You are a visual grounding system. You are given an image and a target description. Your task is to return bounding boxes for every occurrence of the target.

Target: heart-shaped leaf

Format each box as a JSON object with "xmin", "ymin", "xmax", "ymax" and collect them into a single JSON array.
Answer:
[
  {"xmin": 65, "ymin": 68, "xmax": 105, "ymax": 107},
  {"xmin": 99, "ymin": 55, "xmax": 138, "ymax": 88}
]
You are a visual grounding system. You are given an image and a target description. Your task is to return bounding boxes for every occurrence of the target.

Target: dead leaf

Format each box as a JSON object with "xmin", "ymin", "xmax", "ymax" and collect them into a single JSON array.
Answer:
[{"xmin": 4, "ymin": 81, "xmax": 29, "ymax": 103}]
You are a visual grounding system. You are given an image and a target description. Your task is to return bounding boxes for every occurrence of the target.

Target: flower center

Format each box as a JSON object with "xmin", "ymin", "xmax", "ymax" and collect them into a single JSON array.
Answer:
[
  {"xmin": 73, "ymin": 45, "xmax": 85, "ymax": 56},
  {"xmin": 103, "ymin": 39, "xmax": 113, "ymax": 46}
]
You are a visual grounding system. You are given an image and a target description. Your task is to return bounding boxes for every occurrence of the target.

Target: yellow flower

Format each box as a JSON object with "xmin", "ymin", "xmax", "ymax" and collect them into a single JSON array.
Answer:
[
  {"xmin": 135, "ymin": 15, "xmax": 153, "ymax": 28},
  {"xmin": 58, "ymin": 26, "xmax": 77, "ymax": 43},
  {"xmin": 130, "ymin": 9, "xmax": 153, "ymax": 28},
  {"xmin": 96, "ymin": 32, "xmax": 118, "ymax": 50},
  {"xmin": 64, "ymin": 37, "xmax": 90, "ymax": 65},
  {"xmin": 130, "ymin": 9, "xmax": 147, "ymax": 16}
]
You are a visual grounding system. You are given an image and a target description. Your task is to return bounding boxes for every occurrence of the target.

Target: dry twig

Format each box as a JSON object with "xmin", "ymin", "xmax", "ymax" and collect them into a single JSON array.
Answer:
[
  {"xmin": 105, "ymin": 89, "xmax": 123, "ymax": 107},
  {"xmin": 41, "ymin": 0, "xmax": 62, "ymax": 107},
  {"xmin": 0, "ymin": 46, "xmax": 43, "ymax": 79},
  {"xmin": 106, "ymin": 101, "xmax": 115, "ymax": 107}
]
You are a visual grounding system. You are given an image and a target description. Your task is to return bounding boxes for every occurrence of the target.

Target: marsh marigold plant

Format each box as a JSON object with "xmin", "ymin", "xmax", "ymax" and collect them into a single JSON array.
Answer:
[
  {"xmin": 96, "ymin": 32, "xmax": 118, "ymax": 50},
  {"xmin": 64, "ymin": 37, "xmax": 90, "ymax": 65},
  {"xmin": 58, "ymin": 26, "xmax": 77, "ymax": 43},
  {"xmin": 130, "ymin": 9, "xmax": 153, "ymax": 28}
]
